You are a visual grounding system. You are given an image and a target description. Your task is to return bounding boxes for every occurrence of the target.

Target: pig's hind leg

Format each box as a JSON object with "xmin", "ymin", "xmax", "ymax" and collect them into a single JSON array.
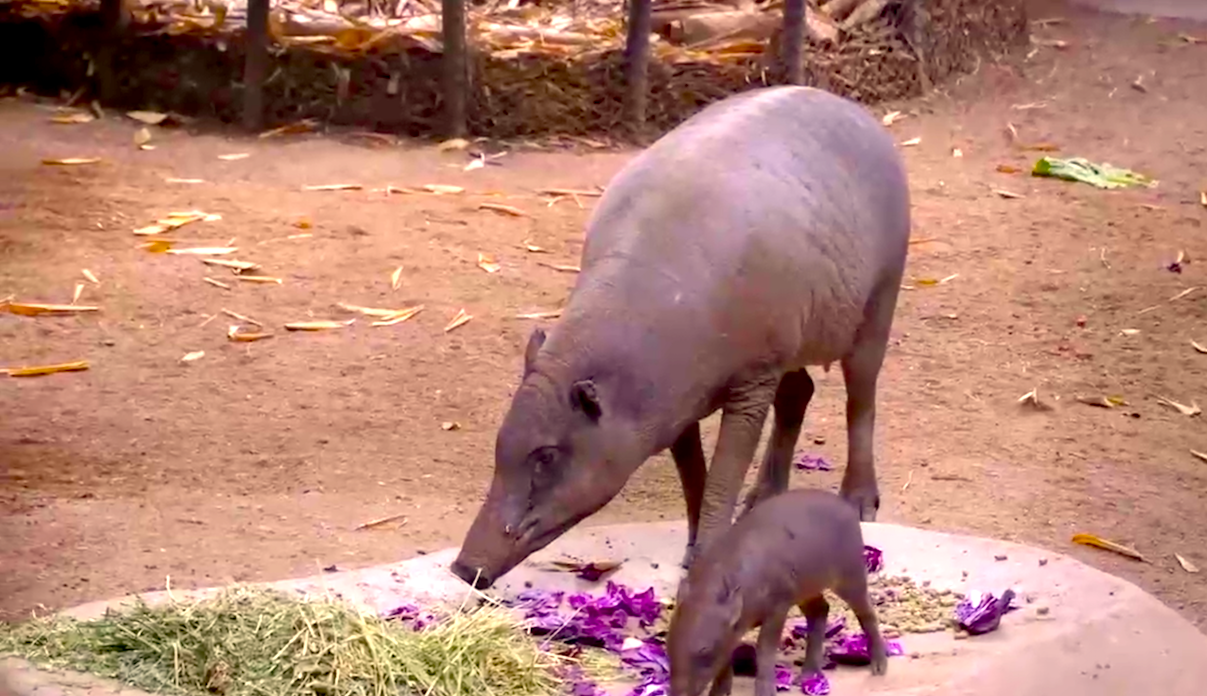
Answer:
[
  {"xmin": 707, "ymin": 664, "xmax": 733, "ymax": 696},
  {"xmin": 833, "ymin": 575, "xmax": 888, "ymax": 676},
  {"xmin": 798, "ymin": 595, "xmax": 830, "ymax": 673},
  {"xmin": 753, "ymin": 608, "xmax": 790, "ymax": 696}
]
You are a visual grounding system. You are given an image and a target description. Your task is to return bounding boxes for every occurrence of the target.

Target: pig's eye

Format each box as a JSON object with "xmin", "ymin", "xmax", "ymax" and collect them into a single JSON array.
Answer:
[{"xmin": 530, "ymin": 446, "xmax": 560, "ymax": 473}]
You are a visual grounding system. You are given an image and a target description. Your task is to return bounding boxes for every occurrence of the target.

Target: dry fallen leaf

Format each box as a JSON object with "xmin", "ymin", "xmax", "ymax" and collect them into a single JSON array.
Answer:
[
  {"xmin": 181, "ymin": 350, "xmax": 205, "ymax": 363},
  {"xmin": 302, "ymin": 183, "xmax": 363, "ymax": 191},
  {"xmin": 538, "ymin": 187, "xmax": 604, "ymax": 198},
  {"xmin": 1176, "ymin": 554, "xmax": 1200, "ymax": 573},
  {"xmin": 203, "ymin": 277, "xmax": 232, "ymax": 290},
  {"xmin": 1119, "ymin": 328, "xmax": 1139, "ymax": 336},
  {"xmin": 71, "ymin": 283, "xmax": 84, "ymax": 305},
  {"xmin": 478, "ymin": 253, "xmax": 502, "ymax": 273},
  {"xmin": 227, "ymin": 325, "xmax": 273, "ymax": 342},
  {"xmin": 422, "ymin": 184, "xmax": 465, "ymax": 195},
  {"xmin": 1076, "ymin": 395, "xmax": 1126, "ymax": 409},
  {"xmin": 952, "ymin": 148, "xmax": 963, "ymax": 158},
  {"xmin": 441, "ymin": 421, "xmax": 461, "ymax": 431},
  {"xmin": 133, "ymin": 127, "xmax": 152, "ymax": 147},
  {"xmin": 354, "ymin": 513, "xmax": 408, "ymax": 531},
  {"xmin": 236, "ymin": 276, "xmax": 284, "ymax": 285},
  {"xmin": 127, "ymin": 110, "xmax": 168, "ymax": 125},
  {"xmin": 523, "ymin": 242, "xmax": 548, "ymax": 253},
  {"xmin": 881, "ymin": 111, "xmax": 904, "ymax": 126},
  {"xmin": 464, "ymin": 157, "xmax": 485, "ymax": 172},
  {"xmin": 221, "ymin": 308, "xmax": 262, "ymax": 326},
  {"xmin": 1200, "ymin": 191, "xmax": 1206, "ymax": 208},
  {"xmin": 4, "ymin": 302, "xmax": 100, "ymax": 316},
  {"xmin": 900, "ymin": 137, "xmax": 922, "ymax": 147},
  {"xmin": 371, "ymin": 306, "xmax": 424, "ymax": 326},
  {"xmin": 51, "ymin": 112, "xmax": 96, "ymax": 124},
  {"xmin": 42, "ymin": 158, "xmax": 101, "ymax": 166},
  {"xmin": 437, "ymin": 138, "xmax": 470, "ymax": 152},
  {"xmin": 202, "ymin": 258, "xmax": 261, "ymax": 272},
  {"xmin": 6, "ymin": 360, "xmax": 90, "ymax": 377},
  {"xmin": 994, "ymin": 189, "xmax": 1024, "ymax": 199},
  {"xmin": 1017, "ymin": 387, "xmax": 1051, "ymax": 411},
  {"xmin": 338, "ymin": 302, "xmax": 412, "ymax": 318},
  {"xmin": 444, "ymin": 308, "xmax": 472, "ymax": 333},
  {"xmin": 285, "ymin": 319, "xmax": 356, "ymax": 331},
  {"xmin": 390, "ymin": 266, "xmax": 404, "ymax": 290},
  {"xmin": 165, "ymin": 247, "xmax": 239, "ymax": 256},
  {"xmin": 996, "ymin": 164, "xmax": 1022, "ymax": 174},
  {"xmin": 479, "ymin": 202, "xmax": 527, "ymax": 217},
  {"xmin": 516, "ymin": 309, "xmax": 563, "ymax": 319},
  {"xmin": 1192, "ymin": 340, "xmax": 1207, "ymax": 354},
  {"xmin": 1156, "ymin": 396, "xmax": 1201, "ymax": 417},
  {"xmin": 539, "ymin": 262, "xmax": 581, "ymax": 273},
  {"xmin": 217, "ymin": 153, "xmax": 251, "ymax": 161},
  {"xmin": 138, "ymin": 240, "xmax": 174, "ymax": 253},
  {"xmin": 1072, "ymin": 533, "xmax": 1145, "ymax": 562},
  {"xmin": 1190, "ymin": 450, "xmax": 1207, "ymax": 464},
  {"xmin": 164, "ymin": 177, "xmax": 205, "ymax": 185},
  {"xmin": 82, "ymin": 269, "xmax": 99, "ymax": 284}
]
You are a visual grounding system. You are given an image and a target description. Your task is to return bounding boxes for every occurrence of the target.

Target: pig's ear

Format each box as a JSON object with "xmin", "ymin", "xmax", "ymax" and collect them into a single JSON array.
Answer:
[
  {"xmin": 523, "ymin": 328, "xmax": 547, "ymax": 376},
  {"xmin": 570, "ymin": 380, "xmax": 603, "ymax": 421}
]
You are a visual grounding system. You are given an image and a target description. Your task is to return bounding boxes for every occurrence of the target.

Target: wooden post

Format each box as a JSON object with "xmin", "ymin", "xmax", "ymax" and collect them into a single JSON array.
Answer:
[
  {"xmin": 780, "ymin": 0, "xmax": 805, "ymax": 85},
  {"xmin": 623, "ymin": 0, "xmax": 652, "ymax": 132},
  {"xmin": 97, "ymin": 0, "xmax": 129, "ymax": 102},
  {"xmin": 243, "ymin": 0, "xmax": 270, "ymax": 132},
  {"xmin": 441, "ymin": 0, "xmax": 468, "ymax": 138}
]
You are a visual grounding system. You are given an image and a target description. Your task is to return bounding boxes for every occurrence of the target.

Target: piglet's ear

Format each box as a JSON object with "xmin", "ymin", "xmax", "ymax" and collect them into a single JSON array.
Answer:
[
  {"xmin": 570, "ymin": 379, "xmax": 602, "ymax": 421},
  {"xmin": 523, "ymin": 328, "xmax": 546, "ymax": 376}
]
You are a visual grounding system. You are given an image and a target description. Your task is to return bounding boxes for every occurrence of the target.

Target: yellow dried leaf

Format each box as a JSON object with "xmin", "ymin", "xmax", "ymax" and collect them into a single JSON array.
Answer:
[
  {"xmin": 7, "ymin": 360, "xmax": 90, "ymax": 377},
  {"xmin": 1119, "ymin": 329, "xmax": 1139, "ymax": 336},
  {"xmin": 202, "ymin": 258, "xmax": 260, "ymax": 272},
  {"xmin": 71, "ymin": 283, "xmax": 84, "ymax": 305},
  {"xmin": 133, "ymin": 127, "xmax": 152, "ymax": 146},
  {"xmin": 284, "ymin": 319, "xmax": 356, "ymax": 331},
  {"xmin": 478, "ymin": 253, "xmax": 502, "ymax": 273},
  {"xmin": 371, "ymin": 306, "xmax": 424, "ymax": 326},
  {"xmin": 139, "ymin": 240, "xmax": 174, "ymax": 253},
  {"xmin": 5, "ymin": 302, "xmax": 100, "ymax": 316},
  {"xmin": 221, "ymin": 308, "xmax": 262, "ymax": 326},
  {"xmin": 994, "ymin": 189, "xmax": 1024, "ymax": 199},
  {"xmin": 390, "ymin": 266, "xmax": 403, "ymax": 290},
  {"xmin": 479, "ymin": 202, "xmax": 527, "ymax": 217},
  {"xmin": 337, "ymin": 302, "xmax": 407, "ymax": 318},
  {"xmin": 1156, "ymin": 396, "xmax": 1201, "ymax": 416},
  {"xmin": 540, "ymin": 262, "xmax": 581, "ymax": 273},
  {"xmin": 1176, "ymin": 554, "xmax": 1199, "ymax": 573},
  {"xmin": 997, "ymin": 164, "xmax": 1021, "ymax": 174},
  {"xmin": 82, "ymin": 269, "xmax": 99, "ymax": 284},
  {"xmin": 516, "ymin": 310, "xmax": 562, "ymax": 319},
  {"xmin": 165, "ymin": 247, "xmax": 239, "ymax": 256},
  {"xmin": 523, "ymin": 243, "xmax": 548, "ymax": 253},
  {"xmin": 302, "ymin": 183, "xmax": 363, "ymax": 191},
  {"xmin": 294, "ymin": 218, "xmax": 312, "ymax": 229},
  {"xmin": 900, "ymin": 137, "xmax": 922, "ymax": 147},
  {"xmin": 165, "ymin": 178, "xmax": 205, "ymax": 184},
  {"xmin": 236, "ymin": 276, "xmax": 283, "ymax": 284},
  {"xmin": 1192, "ymin": 340, "xmax": 1207, "ymax": 354},
  {"xmin": 437, "ymin": 138, "xmax": 470, "ymax": 152},
  {"xmin": 441, "ymin": 421, "xmax": 461, "ymax": 431},
  {"xmin": 181, "ymin": 350, "xmax": 205, "ymax": 363},
  {"xmin": 218, "ymin": 153, "xmax": 250, "ymax": 161},
  {"xmin": 127, "ymin": 110, "xmax": 168, "ymax": 125},
  {"xmin": 51, "ymin": 112, "xmax": 96, "ymax": 124},
  {"xmin": 1076, "ymin": 395, "xmax": 1126, "ymax": 409},
  {"xmin": 204, "ymin": 277, "xmax": 232, "ymax": 290},
  {"xmin": 227, "ymin": 326, "xmax": 273, "ymax": 342},
  {"xmin": 444, "ymin": 308, "xmax": 472, "ymax": 333},
  {"xmin": 538, "ymin": 187, "xmax": 604, "ymax": 198},
  {"xmin": 881, "ymin": 110, "xmax": 904, "ymax": 126},
  {"xmin": 423, "ymin": 184, "xmax": 465, "ymax": 195},
  {"xmin": 1199, "ymin": 190, "xmax": 1207, "ymax": 207},
  {"xmin": 1071, "ymin": 533, "xmax": 1145, "ymax": 561},
  {"xmin": 133, "ymin": 224, "xmax": 170, "ymax": 236},
  {"xmin": 42, "ymin": 158, "xmax": 101, "ymax": 165},
  {"xmin": 1190, "ymin": 450, "xmax": 1207, "ymax": 464}
]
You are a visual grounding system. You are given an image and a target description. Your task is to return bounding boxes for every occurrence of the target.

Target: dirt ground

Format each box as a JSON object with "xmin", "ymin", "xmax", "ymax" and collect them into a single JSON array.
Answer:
[{"xmin": 2, "ymin": 2, "xmax": 1207, "ymax": 632}]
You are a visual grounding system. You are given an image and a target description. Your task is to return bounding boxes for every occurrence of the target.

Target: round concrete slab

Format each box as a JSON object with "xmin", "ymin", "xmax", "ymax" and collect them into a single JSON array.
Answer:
[{"xmin": 7, "ymin": 522, "xmax": 1207, "ymax": 695}]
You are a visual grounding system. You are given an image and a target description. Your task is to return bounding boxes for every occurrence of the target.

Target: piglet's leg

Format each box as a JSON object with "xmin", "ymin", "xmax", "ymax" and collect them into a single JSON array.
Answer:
[
  {"xmin": 835, "ymin": 579, "xmax": 888, "ymax": 676},
  {"xmin": 754, "ymin": 609, "xmax": 789, "ymax": 696},
  {"xmin": 799, "ymin": 595, "xmax": 830, "ymax": 673},
  {"xmin": 707, "ymin": 664, "xmax": 733, "ymax": 696}
]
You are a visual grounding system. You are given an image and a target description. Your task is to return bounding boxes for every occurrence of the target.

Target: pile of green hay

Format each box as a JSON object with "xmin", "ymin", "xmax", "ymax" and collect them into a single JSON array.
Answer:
[{"xmin": 0, "ymin": 587, "xmax": 617, "ymax": 696}]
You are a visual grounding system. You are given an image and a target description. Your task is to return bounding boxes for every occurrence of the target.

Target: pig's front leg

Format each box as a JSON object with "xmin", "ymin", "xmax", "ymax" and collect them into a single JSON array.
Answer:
[
  {"xmin": 754, "ymin": 608, "xmax": 789, "ymax": 696},
  {"xmin": 670, "ymin": 421, "xmax": 707, "ymax": 569},
  {"xmin": 707, "ymin": 664, "xmax": 733, "ymax": 696}
]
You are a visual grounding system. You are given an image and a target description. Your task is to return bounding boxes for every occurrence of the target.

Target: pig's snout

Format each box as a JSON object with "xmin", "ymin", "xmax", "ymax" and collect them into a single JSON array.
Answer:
[{"xmin": 450, "ymin": 558, "xmax": 495, "ymax": 590}]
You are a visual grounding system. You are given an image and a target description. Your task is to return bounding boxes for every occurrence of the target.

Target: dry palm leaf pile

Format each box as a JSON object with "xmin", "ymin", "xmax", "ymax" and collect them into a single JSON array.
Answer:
[
  {"xmin": 1, "ymin": 0, "xmax": 1026, "ymax": 138},
  {"xmin": 0, "ymin": 586, "xmax": 620, "ymax": 696}
]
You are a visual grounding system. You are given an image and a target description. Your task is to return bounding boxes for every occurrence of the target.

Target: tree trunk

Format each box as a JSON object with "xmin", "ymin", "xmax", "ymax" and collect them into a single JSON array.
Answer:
[
  {"xmin": 97, "ymin": 0, "xmax": 128, "ymax": 103},
  {"xmin": 441, "ymin": 0, "xmax": 469, "ymax": 138},
  {"xmin": 242, "ymin": 0, "xmax": 270, "ymax": 132},
  {"xmin": 623, "ymin": 0, "xmax": 653, "ymax": 133},
  {"xmin": 780, "ymin": 0, "xmax": 805, "ymax": 85}
]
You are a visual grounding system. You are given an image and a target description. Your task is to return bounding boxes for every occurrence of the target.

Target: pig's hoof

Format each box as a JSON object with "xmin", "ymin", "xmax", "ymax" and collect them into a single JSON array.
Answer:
[
  {"xmin": 840, "ymin": 487, "xmax": 881, "ymax": 522},
  {"xmin": 680, "ymin": 544, "xmax": 697, "ymax": 569},
  {"xmin": 870, "ymin": 654, "xmax": 888, "ymax": 676}
]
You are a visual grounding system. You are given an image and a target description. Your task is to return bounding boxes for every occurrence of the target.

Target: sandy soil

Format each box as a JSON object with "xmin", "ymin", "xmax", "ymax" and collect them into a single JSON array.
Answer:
[{"xmin": 2, "ymin": 2, "xmax": 1207, "ymax": 631}]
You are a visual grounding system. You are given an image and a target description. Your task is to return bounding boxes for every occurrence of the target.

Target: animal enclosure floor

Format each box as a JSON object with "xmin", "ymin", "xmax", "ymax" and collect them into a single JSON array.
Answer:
[{"xmin": 3, "ymin": 3, "xmax": 1207, "ymax": 630}]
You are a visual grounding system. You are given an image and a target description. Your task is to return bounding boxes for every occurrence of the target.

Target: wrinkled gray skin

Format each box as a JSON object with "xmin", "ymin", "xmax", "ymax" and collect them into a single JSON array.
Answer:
[
  {"xmin": 450, "ymin": 85, "xmax": 910, "ymax": 589},
  {"xmin": 666, "ymin": 489, "xmax": 887, "ymax": 696}
]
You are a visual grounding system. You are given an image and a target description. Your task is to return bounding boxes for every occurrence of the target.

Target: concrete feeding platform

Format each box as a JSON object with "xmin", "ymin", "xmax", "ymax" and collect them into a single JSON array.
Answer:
[{"xmin": 4, "ymin": 522, "xmax": 1207, "ymax": 695}]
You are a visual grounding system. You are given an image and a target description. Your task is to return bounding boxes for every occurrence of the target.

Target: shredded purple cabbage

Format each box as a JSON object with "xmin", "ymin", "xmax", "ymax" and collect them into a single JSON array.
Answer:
[
  {"xmin": 793, "ymin": 452, "xmax": 834, "ymax": 471},
  {"xmin": 774, "ymin": 664, "xmax": 793, "ymax": 692},
  {"xmin": 511, "ymin": 583, "xmax": 665, "ymax": 652},
  {"xmin": 788, "ymin": 616, "xmax": 846, "ymax": 644},
  {"xmin": 826, "ymin": 633, "xmax": 904, "ymax": 666},
  {"xmin": 383, "ymin": 602, "xmax": 437, "ymax": 630},
  {"xmin": 801, "ymin": 672, "xmax": 830, "ymax": 696},
  {"xmin": 954, "ymin": 589, "xmax": 1017, "ymax": 635},
  {"xmin": 863, "ymin": 545, "xmax": 884, "ymax": 574}
]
